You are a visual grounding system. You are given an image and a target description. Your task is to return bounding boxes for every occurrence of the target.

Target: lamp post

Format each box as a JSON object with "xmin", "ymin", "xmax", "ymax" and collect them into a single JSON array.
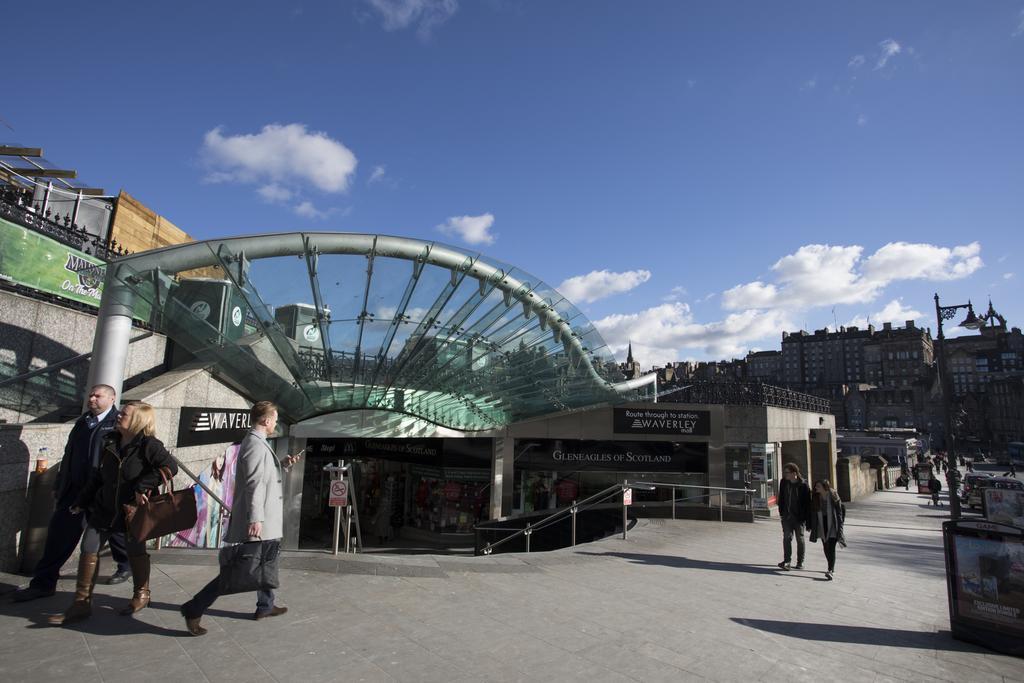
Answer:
[{"xmin": 934, "ymin": 294, "xmax": 982, "ymax": 520}]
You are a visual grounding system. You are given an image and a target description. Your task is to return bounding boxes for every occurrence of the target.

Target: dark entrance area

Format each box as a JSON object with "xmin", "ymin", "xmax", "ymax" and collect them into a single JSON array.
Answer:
[{"xmin": 300, "ymin": 437, "xmax": 492, "ymax": 552}]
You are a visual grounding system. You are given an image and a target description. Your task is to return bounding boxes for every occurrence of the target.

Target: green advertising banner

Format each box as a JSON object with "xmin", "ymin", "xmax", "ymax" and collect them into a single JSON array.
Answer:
[{"xmin": 0, "ymin": 217, "xmax": 106, "ymax": 308}]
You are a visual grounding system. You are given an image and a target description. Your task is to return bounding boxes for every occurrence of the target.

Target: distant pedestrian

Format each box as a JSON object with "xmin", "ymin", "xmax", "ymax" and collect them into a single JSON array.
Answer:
[
  {"xmin": 928, "ymin": 475, "xmax": 943, "ymax": 506},
  {"xmin": 180, "ymin": 401, "xmax": 301, "ymax": 636},
  {"xmin": 776, "ymin": 463, "xmax": 811, "ymax": 571},
  {"xmin": 49, "ymin": 402, "xmax": 178, "ymax": 625},
  {"xmin": 809, "ymin": 480, "xmax": 846, "ymax": 581},
  {"xmin": 1003, "ymin": 463, "xmax": 1017, "ymax": 478},
  {"xmin": 12, "ymin": 385, "xmax": 132, "ymax": 604},
  {"xmin": 899, "ymin": 466, "xmax": 910, "ymax": 490},
  {"xmin": 967, "ymin": 459, "xmax": 974, "ymax": 473}
]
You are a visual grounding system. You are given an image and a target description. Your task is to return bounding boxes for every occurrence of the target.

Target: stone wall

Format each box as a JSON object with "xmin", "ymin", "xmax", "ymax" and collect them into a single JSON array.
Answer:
[
  {"xmin": 835, "ymin": 455, "xmax": 877, "ymax": 502},
  {"xmin": 0, "ymin": 289, "xmax": 166, "ymax": 424}
]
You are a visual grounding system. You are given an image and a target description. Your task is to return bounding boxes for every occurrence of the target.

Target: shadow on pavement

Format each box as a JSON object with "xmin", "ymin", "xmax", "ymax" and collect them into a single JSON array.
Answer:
[
  {"xmin": 730, "ymin": 618, "xmax": 983, "ymax": 653},
  {"xmin": 578, "ymin": 552, "xmax": 820, "ymax": 578},
  {"xmin": 147, "ymin": 599, "xmax": 253, "ymax": 621},
  {"xmin": 23, "ymin": 595, "xmax": 189, "ymax": 637}
]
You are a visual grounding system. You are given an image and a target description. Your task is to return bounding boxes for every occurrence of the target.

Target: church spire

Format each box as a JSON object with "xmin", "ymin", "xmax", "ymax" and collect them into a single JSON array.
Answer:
[{"xmin": 626, "ymin": 341, "xmax": 634, "ymax": 365}]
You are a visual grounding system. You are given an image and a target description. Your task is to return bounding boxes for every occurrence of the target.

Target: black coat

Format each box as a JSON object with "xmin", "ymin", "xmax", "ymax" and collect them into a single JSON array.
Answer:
[
  {"xmin": 928, "ymin": 478, "xmax": 942, "ymax": 494},
  {"xmin": 74, "ymin": 431, "xmax": 178, "ymax": 532},
  {"xmin": 53, "ymin": 409, "xmax": 120, "ymax": 503},
  {"xmin": 809, "ymin": 493, "xmax": 846, "ymax": 546},
  {"xmin": 776, "ymin": 478, "xmax": 812, "ymax": 527}
]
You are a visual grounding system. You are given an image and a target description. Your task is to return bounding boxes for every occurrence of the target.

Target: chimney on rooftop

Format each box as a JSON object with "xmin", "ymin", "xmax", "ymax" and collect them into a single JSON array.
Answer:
[
  {"xmin": 906, "ymin": 320, "xmax": 915, "ymax": 329},
  {"xmin": 883, "ymin": 322, "xmax": 892, "ymax": 331}
]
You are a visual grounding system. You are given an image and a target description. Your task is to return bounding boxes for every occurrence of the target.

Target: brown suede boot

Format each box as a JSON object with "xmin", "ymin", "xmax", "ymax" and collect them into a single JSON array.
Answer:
[
  {"xmin": 49, "ymin": 553, "xmax": 99, "ymax": 626},
  {"xmin": 120, "ymin": 555, "xmax": 151, "ymax": 616}
]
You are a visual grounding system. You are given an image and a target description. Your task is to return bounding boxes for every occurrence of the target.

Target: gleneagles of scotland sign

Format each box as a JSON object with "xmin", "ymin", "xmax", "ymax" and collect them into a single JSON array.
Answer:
[
  {"xmin": 177, "ymin": 407, "xmax": 252, "ymax": 447},
  {"xmin": 613, "ymin": 407, "xmax": 711, "ymax": 436}
]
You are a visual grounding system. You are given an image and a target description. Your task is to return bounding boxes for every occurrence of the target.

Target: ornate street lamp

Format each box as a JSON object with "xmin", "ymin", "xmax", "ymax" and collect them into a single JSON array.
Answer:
[{"xmin": 934, "ymin": 294, "xmax": 983, "ymax": 519}]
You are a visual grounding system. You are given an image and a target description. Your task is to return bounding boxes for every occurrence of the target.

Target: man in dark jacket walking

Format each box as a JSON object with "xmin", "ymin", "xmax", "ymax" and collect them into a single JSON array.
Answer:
[
  {"xmin": 776, "ymin": 463, "xmax": 811, "ymax": 571},
  {"xmin": 928, "ymin": 474, "xmax": 943, "ymax": 506},
  {"xmin": 12, "ymin": 385, "xmax": 131, "ymax": 602}
]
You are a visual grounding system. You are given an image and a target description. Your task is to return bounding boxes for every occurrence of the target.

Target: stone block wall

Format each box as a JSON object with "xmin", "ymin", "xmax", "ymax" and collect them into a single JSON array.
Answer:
[
  {"xmin": 0, "ymin": 289, "xmax": 166, "ymax": 424},
  {"xmin": 835, "ymin": 455, "xmax": 878, "ymax": 502}
]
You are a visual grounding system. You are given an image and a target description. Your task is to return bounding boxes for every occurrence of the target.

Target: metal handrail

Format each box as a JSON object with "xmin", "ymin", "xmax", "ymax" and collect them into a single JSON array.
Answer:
[
  {"xmin": 153, "ymin": 453, "xmax": 232, "ymax": 551},
  {"xmin": 478, "ymin": 481, "xmax": 756, "ymax": 555}
]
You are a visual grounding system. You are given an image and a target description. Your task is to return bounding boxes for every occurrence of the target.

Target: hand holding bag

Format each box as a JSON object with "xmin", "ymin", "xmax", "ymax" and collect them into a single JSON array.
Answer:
[
  {"xmin": 123, "ymin": 467, "xmax": 198, "ymax": 542},
  {"xmin": 218, "ymin": 540, "xmax": 280, "ymax": 594}
]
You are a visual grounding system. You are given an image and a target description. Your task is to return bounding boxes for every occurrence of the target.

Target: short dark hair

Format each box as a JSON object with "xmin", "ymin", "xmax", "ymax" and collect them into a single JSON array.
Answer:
[
  {"xmin": 783, "ymin": 463, "xmax": 801, "ymax": 476},
  {"xmin": 91, "ymin": 384, "xmax": 116, "ymax": 397},
  {"xmin": 250, "ymin": 401, "xmax": 277, "ymax": 425}
]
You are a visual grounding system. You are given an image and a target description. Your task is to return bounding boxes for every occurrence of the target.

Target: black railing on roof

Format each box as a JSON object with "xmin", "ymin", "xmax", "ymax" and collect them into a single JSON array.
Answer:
[
  {"xmin": 659, "ymin": 381, "xmax": 832, "ymax": 413},
  {"xmin": 0, "ymin": 189, "xmax": 125, "ymax": 260}
]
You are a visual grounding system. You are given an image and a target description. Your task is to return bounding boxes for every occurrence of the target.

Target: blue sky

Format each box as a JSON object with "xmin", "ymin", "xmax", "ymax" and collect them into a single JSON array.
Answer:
[{"xmin": 4, "ymin": 1, "xmax": 1023, "ymax": 366}]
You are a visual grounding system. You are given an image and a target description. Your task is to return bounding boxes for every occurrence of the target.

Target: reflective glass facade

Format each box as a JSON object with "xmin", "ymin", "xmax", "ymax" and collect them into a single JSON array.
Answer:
[{"xmin": 109, "ymin": 233, "xmax": 654, "ymax": 430}]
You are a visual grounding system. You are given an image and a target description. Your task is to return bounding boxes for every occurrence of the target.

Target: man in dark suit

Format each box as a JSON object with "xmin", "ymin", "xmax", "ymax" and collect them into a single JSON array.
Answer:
[
  {"xmin": 776, "ymin": 463, "xmax": 812, "ymax": 571},
  {"xmin": 12, "ymin": 385, "xmax": 131, "ymax": 601}
]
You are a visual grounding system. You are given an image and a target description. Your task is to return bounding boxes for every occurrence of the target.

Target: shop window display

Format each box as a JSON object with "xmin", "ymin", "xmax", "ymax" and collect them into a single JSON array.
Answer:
[{"xmin": 410, "ymin": 468, "xmax": 489, "ymax": 533}]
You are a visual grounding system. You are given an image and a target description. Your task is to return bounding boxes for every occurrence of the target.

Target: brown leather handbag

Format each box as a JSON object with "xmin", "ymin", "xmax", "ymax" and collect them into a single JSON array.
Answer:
[{"xmin": 123, "ymin": 467, "xmax": 198, "ymax": 542}]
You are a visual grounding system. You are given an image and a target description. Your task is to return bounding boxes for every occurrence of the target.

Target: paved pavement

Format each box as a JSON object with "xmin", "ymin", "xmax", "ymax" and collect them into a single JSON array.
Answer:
[{"xmin": 1, "ymin": 484, "xmax": 1021, "ymax": 682}]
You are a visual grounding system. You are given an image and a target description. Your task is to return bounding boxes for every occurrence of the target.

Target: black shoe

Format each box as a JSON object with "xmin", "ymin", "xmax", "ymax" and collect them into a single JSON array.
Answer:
[
  {"xmin": 777, "ymin": 562, "xmax": 791, "ymax": 571},
  {"xmin": 11, "ymin": 586, "xmax": 55, "ymax": 602},
  {"xmin": 825, "ymin": 571, "xmax": 834, "ymax": 581},
  {"xmin": 254, "ymin": 606, "xmax": 288, "ymax": 620},
  {"xmin": 107, "ymin": 567, "xmax": 131, "ymax": 585},
  {"xmin": 794, "ymin": 563, "xmax": 804, "ymax": 570}
]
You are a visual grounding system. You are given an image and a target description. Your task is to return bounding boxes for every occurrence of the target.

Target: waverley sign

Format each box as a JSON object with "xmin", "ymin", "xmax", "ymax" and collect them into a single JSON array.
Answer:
[
  {"xmin": 613, "ymin": 407, "xmax": 711, "ymax": 436},
  {"xmin": 177, "ymin": 407, "xmax": 252, "ymax": 447}
]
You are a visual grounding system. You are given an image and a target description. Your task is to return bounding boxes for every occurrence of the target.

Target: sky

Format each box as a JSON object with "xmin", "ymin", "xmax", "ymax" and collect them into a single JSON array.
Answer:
[{"xmin": 3, "ymin": 1, "xmax": 1023, "ymax": 368}]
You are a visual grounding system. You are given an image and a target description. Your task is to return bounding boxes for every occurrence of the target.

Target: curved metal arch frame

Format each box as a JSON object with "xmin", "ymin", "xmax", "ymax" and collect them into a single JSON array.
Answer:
[{"xmin": 96, "ymin": 232, "xmax": 656, "ymax": 398}]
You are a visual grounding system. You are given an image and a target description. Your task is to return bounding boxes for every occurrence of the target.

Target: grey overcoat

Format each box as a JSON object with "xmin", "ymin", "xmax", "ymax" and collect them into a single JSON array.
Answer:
[{"xmin": 224, "ymin": 430, "xmax": 284, "ymax": 542}]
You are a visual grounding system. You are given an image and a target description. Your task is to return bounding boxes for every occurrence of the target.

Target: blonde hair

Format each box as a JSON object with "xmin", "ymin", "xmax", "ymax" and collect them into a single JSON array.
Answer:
[{"xmin": 122, "ymin": 402, "xmax": 157, "ymax": 439}]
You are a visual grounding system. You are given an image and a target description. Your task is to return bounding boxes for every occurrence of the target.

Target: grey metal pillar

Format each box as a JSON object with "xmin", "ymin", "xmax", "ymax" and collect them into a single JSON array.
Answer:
[{"xmin": 84, "ymin": 270, "xmax": 136, "ymax": 408}]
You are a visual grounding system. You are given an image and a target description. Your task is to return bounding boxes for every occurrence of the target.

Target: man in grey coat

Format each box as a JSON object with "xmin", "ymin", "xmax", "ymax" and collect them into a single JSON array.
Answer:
[{"xmin": 180, "ymin": 401, "xmax": 300, "ymax": 635}]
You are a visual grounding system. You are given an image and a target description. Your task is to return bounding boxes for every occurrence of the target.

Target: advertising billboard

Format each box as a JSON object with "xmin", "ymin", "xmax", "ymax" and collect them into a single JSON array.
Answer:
[
  {"xmin": 943, "ymin": 520, "xmax": 1024, "ymax": 657},
  {"xmin": 0, "ymin": 217, "xmax": 105, "ymax": 307}
]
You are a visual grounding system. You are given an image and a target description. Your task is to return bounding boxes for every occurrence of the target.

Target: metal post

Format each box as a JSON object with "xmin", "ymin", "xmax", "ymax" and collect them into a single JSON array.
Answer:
[
  {"xmin": 719, "ymin": 492, "xmax": 724, "ymax": 522},
  {"xmin": 935, "ymin": 293, "xmax": 961, "ymax": 522},
  {"xmin": 72, "ymin": 190, "xmax": 83, "ymax": 227},
  {"xmin": 571, "ymin": 501, "xmax": 577, "ymax": 547},
  {"xmin": 41, "ymin": 181, "xmax": 52, "ymax": 215},
  {"xmin": 524, "ymin": 523, "xmax": 531, "ymax": 553},
  {"xmin": 671, "ymin": 490, "xmax": 676, "ymax": 520},
  {"xmin": 622, "ymin": 481, "xmax": 628, "ymax": 540}
]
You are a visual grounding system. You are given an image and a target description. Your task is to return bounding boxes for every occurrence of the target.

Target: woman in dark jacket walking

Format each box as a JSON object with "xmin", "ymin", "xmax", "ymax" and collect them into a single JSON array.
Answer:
[
  {"xmin": 809, "ymin": 479, "xmax": 846, "ymax": 581},
  {"xmin": 50, "ymin": 402, "xmax": 178, "ymax": 625}
]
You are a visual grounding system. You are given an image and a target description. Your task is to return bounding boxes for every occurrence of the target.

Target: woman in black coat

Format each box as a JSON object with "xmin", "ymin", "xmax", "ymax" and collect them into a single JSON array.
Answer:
[
  {"xmin": 50, "ymin": 402, "xmax": 178, "ymax": 625},
  {"xmin": 809, "ymin": 479, "xmax": 846, "ymax": 581}
]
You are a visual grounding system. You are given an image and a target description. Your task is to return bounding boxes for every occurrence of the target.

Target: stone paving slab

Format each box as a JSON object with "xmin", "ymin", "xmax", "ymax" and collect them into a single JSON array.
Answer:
[{"xmin": 1, "ymin": 486, "xmax": 1022, "ymax": 682}]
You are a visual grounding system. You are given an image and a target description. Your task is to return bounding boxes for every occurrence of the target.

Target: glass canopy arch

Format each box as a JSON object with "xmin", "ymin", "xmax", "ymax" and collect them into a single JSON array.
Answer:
[{"xmin": 102, "ymin": 232, "xmax": 656, "ymax": 430}]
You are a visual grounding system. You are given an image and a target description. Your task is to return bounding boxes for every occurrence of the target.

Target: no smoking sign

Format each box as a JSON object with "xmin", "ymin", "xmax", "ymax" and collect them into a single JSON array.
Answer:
[{"xmin": 329, "ymin": 479, "xmax": 349, "ymax": 507}]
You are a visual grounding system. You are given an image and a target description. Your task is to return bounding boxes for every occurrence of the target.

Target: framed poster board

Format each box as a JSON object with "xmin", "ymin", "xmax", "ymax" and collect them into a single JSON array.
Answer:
[{"xmin": 942, "ymin": 519, "xmax": 1024, "ymax": 657}]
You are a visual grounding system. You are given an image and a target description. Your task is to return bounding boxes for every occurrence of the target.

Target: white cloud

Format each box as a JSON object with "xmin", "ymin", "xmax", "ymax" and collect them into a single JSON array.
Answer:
[
  {"xmin": 1004, "ymin": 272, "xmax": 1015, "ymax": 280},
  {"xmin": 558, "ymin": 269, "xmax": 652, "ymax": 305},
  {"xmin": 437, "ymin": 213, "xmax": 496, "ymax": 245},
  {"xmin": 257, "ymin": 184, "xmax": 293, "ymax": 203},
  {"xmin": 202, "ymin": 123, "xmax": 358, "ymax": 194},
  {"xmin": 594, "ymin": 303, "xmax": 792, "ymax": 367},
  {"xmin": 722, "ymin": 241, "xmax": 983, "ymax": 312},
  {"xmin": 294, "ymin": 201, "xmax": 328, "ymax": 220},
  {"xmin": 857, "ymin": 114, "xmax": 868, "ymax": 126},
  {"xmin": 876, "ymin": 39, "xmax": 902, "ymax": 69},
  {"xmin": 846, "ymin": 298, "xmax": 923, "ymax": 329},
  {"xmin": 848, "ymin": 54, "xmax": 866, "ymax": 69},
  {"xmin": 365, "ymin": 0, "xmax": 458, "ymax": 39},
  {"xmin": 1014, "ymin": 10, "xmax": 1024, "ymax": 37},
  {"xmin": 368, "ymin": 165, "xmax": 387, "ymax": 184},
  {"xmin": 662, "ymin": 285, "xmax": 687, "ymax": 302}
]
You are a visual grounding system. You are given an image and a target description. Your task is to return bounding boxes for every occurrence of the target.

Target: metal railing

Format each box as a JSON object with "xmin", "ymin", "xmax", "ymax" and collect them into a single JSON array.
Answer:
[
  {"xmin": 658, "ymin": 381, "xmax": 832, "ymax": 413},
  {"xmin": 477, "ymin": 481, "xmax": 756, "ymax": 556}
]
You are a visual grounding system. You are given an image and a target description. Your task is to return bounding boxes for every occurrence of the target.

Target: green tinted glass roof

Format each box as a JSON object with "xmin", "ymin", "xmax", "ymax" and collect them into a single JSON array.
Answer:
[{"xmin": 110, "ymin": 233, "xmax": 655, "ymax": 430}]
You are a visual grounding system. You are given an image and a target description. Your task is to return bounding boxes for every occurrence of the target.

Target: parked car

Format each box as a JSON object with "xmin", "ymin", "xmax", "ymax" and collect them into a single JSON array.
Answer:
[
  {"xmin": 961, "ymin": 472, "xmax": 992, "ymax": 502},
  {"xmin": 968, "ymin": 476, "xmax": 1024, "ymax": 510}
]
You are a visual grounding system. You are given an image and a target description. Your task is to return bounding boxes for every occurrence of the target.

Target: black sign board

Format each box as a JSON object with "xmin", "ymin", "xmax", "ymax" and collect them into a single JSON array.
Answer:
[
  {"xmin": 176, "ymin": 407, "xmax": 251, "ymax": 447},
  {"xmin": 306, "ymin": 438, "xmax": 490, "ymax": 469},
  {"xmin": 514, "ymin": 439, "xmax": 708, "ymax": 473},
  {"xmin": 613, "ymin": 407, "xmax": 711, "ymax": 437},
  {"xmin": 942, "ymin": 519, "xmax": 1024, "ymax": 657}
]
